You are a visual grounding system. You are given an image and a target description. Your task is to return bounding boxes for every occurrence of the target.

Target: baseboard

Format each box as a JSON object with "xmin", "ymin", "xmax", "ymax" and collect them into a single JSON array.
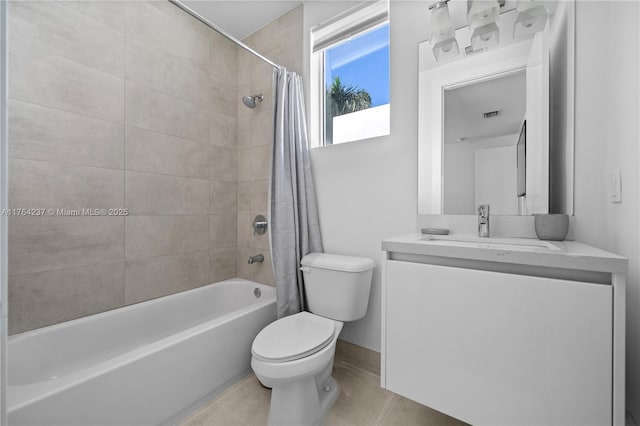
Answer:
[{"xmin": 335, "ymin": 339, "xmax": 381, "ymax": 376}]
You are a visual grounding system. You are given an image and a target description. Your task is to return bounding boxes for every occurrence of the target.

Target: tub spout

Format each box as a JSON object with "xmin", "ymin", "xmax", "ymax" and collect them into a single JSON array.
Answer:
[{"xmin": 248, "ymin": 254, "xmax": 264, "ymax": 264}]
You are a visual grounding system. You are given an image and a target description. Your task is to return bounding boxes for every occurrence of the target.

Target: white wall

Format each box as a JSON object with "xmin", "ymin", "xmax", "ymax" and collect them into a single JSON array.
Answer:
[
  {"xmin": 304, "ymin": 1, "xmax": 423, "ymax": 350},
  {"xmin": 570, "ymin": 2, "xmax": 640, "ymax": 418}
]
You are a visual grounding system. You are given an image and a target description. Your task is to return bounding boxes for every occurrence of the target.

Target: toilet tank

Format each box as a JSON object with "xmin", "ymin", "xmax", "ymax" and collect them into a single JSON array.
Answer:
[{"xmin": 300, "ymin": 253, "xmax": 375, "ymax": 321}]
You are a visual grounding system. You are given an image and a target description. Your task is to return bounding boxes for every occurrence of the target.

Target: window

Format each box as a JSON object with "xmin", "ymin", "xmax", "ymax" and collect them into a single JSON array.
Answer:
[{"xmin": 311, "ymin": 2, "xmax": 390, "ymax": 146}]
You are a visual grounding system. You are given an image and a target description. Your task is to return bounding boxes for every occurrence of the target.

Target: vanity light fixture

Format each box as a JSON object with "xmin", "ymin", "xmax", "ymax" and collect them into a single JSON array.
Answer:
[
  {"xmin": 513, "ymin": 0, "xmax": 548, "ymax": 38},
  {"xmin": 468, "ymin": 0, "xmax": 500, "ymax": 50},
  {"xmin": 428, "ymin": 1, "xmax": 460, "ymax": 62}
]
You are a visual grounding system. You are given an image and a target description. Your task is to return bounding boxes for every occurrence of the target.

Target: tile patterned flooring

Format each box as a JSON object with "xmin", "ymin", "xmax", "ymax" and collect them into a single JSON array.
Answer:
[{"xmin": 181, "ymin": 358, "xmax": 468, "ymax": 426}]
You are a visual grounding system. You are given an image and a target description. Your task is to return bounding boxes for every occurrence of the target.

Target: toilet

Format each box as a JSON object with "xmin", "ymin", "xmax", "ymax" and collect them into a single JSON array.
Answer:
[{"xmin": 251, "ymin": 252, "xmax": 376, "ymax": 426}]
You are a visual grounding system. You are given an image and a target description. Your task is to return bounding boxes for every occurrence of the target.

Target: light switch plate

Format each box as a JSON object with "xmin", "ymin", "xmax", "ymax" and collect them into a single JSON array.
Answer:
[{"xmin": 611, "ymin": 170, "xmax": 622, "ymax": 203}]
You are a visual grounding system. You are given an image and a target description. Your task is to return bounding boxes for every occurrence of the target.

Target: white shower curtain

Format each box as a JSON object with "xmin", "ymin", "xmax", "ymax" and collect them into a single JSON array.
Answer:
[{"xmin": 269, "ymin": 68, "xmax": 323, "ymax": 318}]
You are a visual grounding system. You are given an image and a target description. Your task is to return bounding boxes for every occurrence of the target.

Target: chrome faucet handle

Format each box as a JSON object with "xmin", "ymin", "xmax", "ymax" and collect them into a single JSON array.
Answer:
[
  {"xmin": 252, "ymin": 215, "xmax": 268, "ymax": 235},
  {"xmin": 477, "ymin": 204, "xmax": 490, "ymax": 237}
]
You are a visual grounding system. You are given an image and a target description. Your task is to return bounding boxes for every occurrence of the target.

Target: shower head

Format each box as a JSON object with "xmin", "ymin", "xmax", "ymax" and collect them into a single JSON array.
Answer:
[{"xmin": 242, "ymin": 94, "xmax": 264, "ymax": 109}]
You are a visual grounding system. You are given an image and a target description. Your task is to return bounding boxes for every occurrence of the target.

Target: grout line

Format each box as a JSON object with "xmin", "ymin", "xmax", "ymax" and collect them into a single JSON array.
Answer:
[
  {"xmin": 9, "ymin": 155, "xmax": 216, "ymax": 182},
  {"xmin": 8, "ymin": 259, "xmax": 125, "ymax": 279}
]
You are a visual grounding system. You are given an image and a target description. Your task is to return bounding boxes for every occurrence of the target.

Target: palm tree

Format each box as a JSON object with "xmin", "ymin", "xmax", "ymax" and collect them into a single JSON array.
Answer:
[
  {"xmin": 326, "ymin": 76, "xmax": 372, "ymax": 117},
  {"xmin": 325, "ymin": 76, "xmax": 372, "ymax": 144}
]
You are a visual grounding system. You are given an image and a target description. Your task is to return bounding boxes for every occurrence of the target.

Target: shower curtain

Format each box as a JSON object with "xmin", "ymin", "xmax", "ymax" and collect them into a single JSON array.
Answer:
[{"xmin": 269, "ymin": 68, "xmax": 323, "ymax": 318}]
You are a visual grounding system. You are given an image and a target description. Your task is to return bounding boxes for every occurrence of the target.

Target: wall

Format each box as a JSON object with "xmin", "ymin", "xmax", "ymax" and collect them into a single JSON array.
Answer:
[
  {"xmin": 235, "ymin": 5, "xmax": 303, "ymax": 286},
  {"xmin": 570, "ymin": 2, "xmax": 640, "ymax": 418},
  {"xmin": 7, "ymin": 1, "xmax": 239, "ymax": 334}
]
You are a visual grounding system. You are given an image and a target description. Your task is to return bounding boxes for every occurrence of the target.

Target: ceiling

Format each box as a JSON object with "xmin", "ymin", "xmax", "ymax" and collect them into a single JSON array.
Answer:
[
  {"xmin": 444, "ymin": 69, "xmax": 526, "ymax": 144},
  {"xmin": 183, "ymin": 0, "xmax": 303, "ymax": 40}
]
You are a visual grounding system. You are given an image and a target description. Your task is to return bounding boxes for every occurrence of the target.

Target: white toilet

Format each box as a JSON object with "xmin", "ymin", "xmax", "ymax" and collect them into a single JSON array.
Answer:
[{"xmin": 251, "ymin": 252, "xmax": 376, "ymax": 426}]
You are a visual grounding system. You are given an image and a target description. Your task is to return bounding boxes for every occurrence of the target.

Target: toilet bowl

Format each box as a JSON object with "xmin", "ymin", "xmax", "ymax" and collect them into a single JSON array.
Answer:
[
  {"xmin": 251, "ymin": 312, "xmax": 344, "ymax": 425},
  {"xmin": 251, "ymin": 253, "xmax": 375, "ymax": 426}
]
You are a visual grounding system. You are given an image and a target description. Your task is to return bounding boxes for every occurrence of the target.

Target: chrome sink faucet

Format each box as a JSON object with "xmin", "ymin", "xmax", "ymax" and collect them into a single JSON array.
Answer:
[{"xmin": 477, "ymin": 204, "xmax": 490, "ymax": 237}]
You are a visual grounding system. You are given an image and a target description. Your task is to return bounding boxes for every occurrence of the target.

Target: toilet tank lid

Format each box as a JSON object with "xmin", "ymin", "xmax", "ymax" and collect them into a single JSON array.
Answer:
[{"xmin": 301, "ymin": 252, "xmax": 376, "ymax": 273}]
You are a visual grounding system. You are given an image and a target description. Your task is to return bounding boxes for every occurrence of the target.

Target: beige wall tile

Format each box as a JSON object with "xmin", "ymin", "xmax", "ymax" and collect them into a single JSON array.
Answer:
[
  {"xmin": 210, "ymin": 30, "xmax": 238, "ymax": 86},
  {"xmin": 125, "ymin": 37, "xmax": 211, "ymax": 107},
  {"xmin": 250, "ymin": 179, "xmax": 269, "ymax": 214},
  {"xmin": 124, "ymin": 1, "xmax": 209, "ymax": 72},
  {"xmin": 210, "ymin": 180, "xmax": 237, "ymax": 214},
  {"xmin": 236, "ymin": 117, "xmax": 251, "ymax": 149},
  {"xmin": 125, "ymin": 215, "xmax": 210, "ymax": 260},
  {"xmin": 237, "ymin": 145, "xmax": 271, "ymax": 182},
  {"xmin": 237, "ymin": 182, "xmax": 252, "ymax": 214},
  {"xmin": 125, "ymin": 126, "xmax": 210, "ymax": 179},
  {"xmin": 251, "ymin": 105, "xmax": 275, "ymax": 147},
  {"xmin": 210, "ymin": 111, "xmax": 237, "ymax": 149},
  {"xmin": 9, "ymin": 1, "xmax": 124, "ymax": 77},
  {"xmin": 237, "ymin": 214, "xmax": 269, "ymax": 251},
  {"xmin": 237, "ymin": 247, "xmax": 274, "ymax": 286},
  {"xmin": 210, "ymin": 248, "xmax": 237, "ymax": 283},
  {"xmin": 236, "ymin": 83, "xmax": 252, "ymax": 124},
  {"xmin": 211, "ymin": 147, "xmax": 237, "ymax": 182},
  {"xmin": 146, "ymin": 1, "xmax": 211, "ymax": 39},
  {"xmin": 125, "ymin": 81, "xmax": 209, "ymax": 144},
  {"xmin": 250, "ymin": 61, "xmax": 274, "ymax": 98},
  {"xmin": 210, "ymin": 214, "xmax": 237, "ymax": 249},
  {"xmin": 9, "ymin": 158, "xmax": 124, "ymax": 211},
  {"xmin": 236, "ymin": 50, "xmax": 251, "ymax": 89},
  {"xmin": 125, "ymin": 171, "xmax": 210, "ymax": 215},
  {"xmin": 60, "ymin": 1, "xmax": 126, "ymax": 33},
  {"xmin": 9, "ymin": 216, "xmax": 124, "ymax": 276},
  {"xmin": 210, "ymin": 75, "xmax": 238, "ymax": 118},
  {"xmin": 9, "ymin": 262, "xmax": 125, "ymax": 334},
  {"xmin": 9, "ymin": 100, "xmax": 124, "ymax": 169},
  {"xmin": 125, "ymin": 250, "xmax": 210, "ymax": 304},
  {"xmin": 9, "ymin": 46, "xmax": 124, "ymax": 123}
]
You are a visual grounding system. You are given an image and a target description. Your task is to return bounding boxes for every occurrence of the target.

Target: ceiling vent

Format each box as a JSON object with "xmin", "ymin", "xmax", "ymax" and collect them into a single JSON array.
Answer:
[{"xmin": 483, "ymin": 110, "xmax": 501, "ymax": 118}]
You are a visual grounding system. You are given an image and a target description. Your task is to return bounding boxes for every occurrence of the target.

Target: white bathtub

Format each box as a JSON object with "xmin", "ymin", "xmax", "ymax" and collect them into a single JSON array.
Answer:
[{"xmin": 7, "ymin": 278, "xmax": 276, "ymax": 425}]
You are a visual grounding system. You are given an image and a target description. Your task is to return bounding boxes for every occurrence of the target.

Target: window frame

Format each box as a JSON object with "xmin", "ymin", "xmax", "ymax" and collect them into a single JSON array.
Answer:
[{"xmin": 310, "ymin": 1, "xmax": 389, "ymax": 148}]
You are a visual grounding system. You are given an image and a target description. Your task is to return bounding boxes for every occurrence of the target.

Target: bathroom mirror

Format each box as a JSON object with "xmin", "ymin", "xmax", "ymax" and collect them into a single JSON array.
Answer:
[{"xmin": 418, "ymin": 0, "xmax": 574, "ymax": 216}]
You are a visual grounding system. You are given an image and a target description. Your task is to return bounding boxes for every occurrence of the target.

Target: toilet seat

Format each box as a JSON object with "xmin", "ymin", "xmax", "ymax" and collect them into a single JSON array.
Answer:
[{"xmin": 252, "ymin": 312, "xmax": 335, "ymax": 363}]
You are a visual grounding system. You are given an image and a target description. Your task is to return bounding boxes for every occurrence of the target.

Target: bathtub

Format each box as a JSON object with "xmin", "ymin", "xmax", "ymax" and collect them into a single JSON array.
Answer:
[{"xmin": 7, "ymin": 278, "xmax": 276, "ymax": 425}]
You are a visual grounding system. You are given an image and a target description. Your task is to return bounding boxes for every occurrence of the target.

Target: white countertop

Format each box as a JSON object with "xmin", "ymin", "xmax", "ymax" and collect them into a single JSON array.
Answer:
[{"xmin": 382, "ymin": 234, "xmax": 627, "ymax": 274}]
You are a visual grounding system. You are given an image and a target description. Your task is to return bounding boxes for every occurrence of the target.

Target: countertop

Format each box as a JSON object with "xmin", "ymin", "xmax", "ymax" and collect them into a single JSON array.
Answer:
[{"xmin": 382, "ymin": 234, "xmax": 627, "ymax": 274}]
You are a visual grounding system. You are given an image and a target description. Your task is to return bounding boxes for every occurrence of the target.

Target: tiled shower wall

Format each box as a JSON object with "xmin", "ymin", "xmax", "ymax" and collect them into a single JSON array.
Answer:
[
  {"xmin": 7, "ymin": 1, "xmax": 239, "ymax": 334},
  {"xmin": 236, "ymin": 6, "xmax": 304, "ymax": 286}
]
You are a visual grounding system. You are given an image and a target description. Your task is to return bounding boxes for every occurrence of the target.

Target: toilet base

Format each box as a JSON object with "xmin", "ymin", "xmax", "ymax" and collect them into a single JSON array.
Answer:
[{"xmin": 267, "ymin": 376, "xmax": 340, "ymax": 426}]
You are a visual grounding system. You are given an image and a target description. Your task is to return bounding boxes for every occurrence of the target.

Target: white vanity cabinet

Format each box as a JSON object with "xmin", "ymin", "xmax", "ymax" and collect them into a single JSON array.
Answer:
[{"xmin": 381, "ymin": 235, "xmax": 627, "ymax": 426}]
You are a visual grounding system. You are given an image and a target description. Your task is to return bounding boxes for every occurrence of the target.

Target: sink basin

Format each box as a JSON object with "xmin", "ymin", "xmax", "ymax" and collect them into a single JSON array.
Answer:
[{"xmin": 420, "ymin": 235, "xmax": 561, "ymax": 251}]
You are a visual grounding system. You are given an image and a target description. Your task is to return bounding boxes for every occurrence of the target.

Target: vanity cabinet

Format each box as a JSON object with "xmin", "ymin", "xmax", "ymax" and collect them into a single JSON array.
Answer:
[{"xmin": 381, "ymin": 235, "xmax": 627, "ymax": 426}]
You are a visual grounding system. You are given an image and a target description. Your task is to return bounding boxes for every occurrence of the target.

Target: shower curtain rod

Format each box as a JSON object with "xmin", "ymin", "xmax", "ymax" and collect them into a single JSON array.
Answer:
[{"xmin": 168, "ymin": 0, "xmax": 283, "ymax": 70}]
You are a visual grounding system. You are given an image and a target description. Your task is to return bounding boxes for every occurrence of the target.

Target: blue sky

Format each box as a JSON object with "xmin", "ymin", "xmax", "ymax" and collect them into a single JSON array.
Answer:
[{"xmin": 325, "ymin": 23, "xmax": 390, "ymax": 107}]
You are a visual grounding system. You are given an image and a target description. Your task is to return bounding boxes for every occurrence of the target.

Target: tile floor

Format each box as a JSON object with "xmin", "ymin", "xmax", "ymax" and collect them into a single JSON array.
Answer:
[{"xmin": 181, "ymin": 357, "xmax": 468, "ymax": 426}]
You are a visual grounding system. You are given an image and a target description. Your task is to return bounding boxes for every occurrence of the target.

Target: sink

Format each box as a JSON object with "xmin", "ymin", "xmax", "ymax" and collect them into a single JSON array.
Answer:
[{"xmin": 420, "ymin": 235, "xmax": 561, "ymax": 251}]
